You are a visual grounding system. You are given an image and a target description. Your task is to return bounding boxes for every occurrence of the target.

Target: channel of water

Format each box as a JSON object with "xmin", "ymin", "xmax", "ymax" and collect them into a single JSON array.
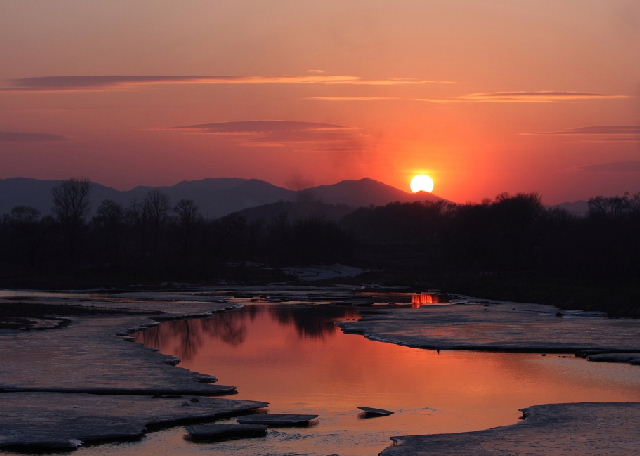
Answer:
[{"xmin": 75, "ymin": 301, "xmax": 640, "ymax": 456}]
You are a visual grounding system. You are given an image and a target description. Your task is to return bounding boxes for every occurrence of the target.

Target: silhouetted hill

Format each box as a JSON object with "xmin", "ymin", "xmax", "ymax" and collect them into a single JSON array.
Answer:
[
  {"xmin": 302, "ymin": 178, "xmax": 443, "ymax": 207},
  {"xmin": 126, "ymin": 178, "xmax": 297, "ymax": 218},
  {"xmin": 0, "ymin": 178, "xmax": 296, "ymax": 218},
  {"xmin": 0, "ymin": 177, "xmax": 443, "ymax": 218},
  {"xmin": 230, "ymin": 201, "xmax": 355, "ymax": 223},
  {"xmin": 0, "ymin": 178, "xmax": 123, "ymax": 216}
]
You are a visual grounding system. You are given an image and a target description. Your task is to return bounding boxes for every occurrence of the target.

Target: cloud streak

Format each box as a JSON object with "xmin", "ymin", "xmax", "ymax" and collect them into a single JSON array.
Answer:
[
  {"xmin": 420, "ymin": 91, "xmax": 631, "ymax": 103},
  {"xmin": 2, "ymin": 75, "xmax": 453, "ymax": 92},
  {"xmin": 0, "ymin": 130, "xmax": 66, "ymax": 142},
  {"xmin": 303, "ymin": 92, "xmax": 632, "ymax": 104},
  {"xmin": 537, "ymin": 125, "xmax": 640, "ymax": 135},
  {"xmin": 523, "ymin": 125, "xmax": 640, "ymax": 142},
  {"xmin": 305, "ymin": 96, "xmax": 401, "ymax": 101},
  {"xmin": 174, "ymin": 120, "xmax": 346, "ymax": 134},
  {"xmin": 170, "ymin": 120, "xmax": 365, "ymax": 151}
]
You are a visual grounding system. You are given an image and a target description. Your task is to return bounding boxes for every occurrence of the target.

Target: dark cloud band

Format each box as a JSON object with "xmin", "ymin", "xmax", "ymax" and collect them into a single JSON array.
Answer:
[
  {"xmin": 2, "ymin": 75, "xmax": 450, "ymax": 92},
  {"xmin": 174, "ymin": 120, "xmax": 346, "ymax": 134}
]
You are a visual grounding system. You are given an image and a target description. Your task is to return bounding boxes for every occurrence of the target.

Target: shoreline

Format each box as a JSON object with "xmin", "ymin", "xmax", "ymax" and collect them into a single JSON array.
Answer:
[
  {"xmin": 381, "ymin": 402, "xmax": 640, "ymax": 456},
  {"xmin": 0, "ymin": 293, "xmax": 268, "ymax": 452},
  {"xmin": 338, "ymin": 299, "xmax": 640, "ymax": 367},
  {"xmin": 2, "ymin": 286, "xmax": 640, "ymax": 454}
]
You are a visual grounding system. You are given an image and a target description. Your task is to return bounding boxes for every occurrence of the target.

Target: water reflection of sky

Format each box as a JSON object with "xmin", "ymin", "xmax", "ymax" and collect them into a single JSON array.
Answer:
[
  {"xmin": 130, "ymin": 304, "xmax": 640, "ymax": 456},
  {"xmin": 137, "ymin": 305, "xmax": 360, "ymax": 361}
]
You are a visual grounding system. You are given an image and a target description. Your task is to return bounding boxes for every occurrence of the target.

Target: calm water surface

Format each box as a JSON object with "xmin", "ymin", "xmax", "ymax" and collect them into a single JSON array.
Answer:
[{"xmin": 83, "ymin": 303, "xmax": 640, "ymax": 456}]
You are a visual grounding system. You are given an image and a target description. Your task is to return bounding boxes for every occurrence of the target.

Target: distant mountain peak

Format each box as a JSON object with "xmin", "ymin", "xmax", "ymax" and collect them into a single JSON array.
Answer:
[
  {"xmin": 0, "ymin": 176, "xmax": 444, "ymax": 218},
  {"xmin": 300, "ymin": 177, "xmax": 443, "ymax": 207}
]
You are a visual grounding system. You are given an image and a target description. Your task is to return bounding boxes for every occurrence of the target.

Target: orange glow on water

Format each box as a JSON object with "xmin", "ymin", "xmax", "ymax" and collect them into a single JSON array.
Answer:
[
  {"xmin": 411, "ymin": 292, "xmax": 442, "ymax": 308},
  {"xmin": 133, "ymin": 304, "xmax": 640, "ymax": 456}
]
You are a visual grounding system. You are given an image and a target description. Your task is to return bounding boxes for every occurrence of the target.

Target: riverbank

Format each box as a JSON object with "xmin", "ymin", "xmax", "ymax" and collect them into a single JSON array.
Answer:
[
  {"xmin": 4, "ymin": 265, "xmax": 639, "ymax": 317},
  {"xmin": 350, "ymin": 270, "xmax": 640, "ymax": 317},
  {"xmin": 382, "ymin": 402, "xmax": 640, "ymax": 456},
  {"xmin": 0, "ymin": 291, "xmax": 269, "ymax": 451},
  {"xmin": 338, "ymin": 299, "xmax": 640, "ymax": 366},
  {"xmin": 2, "ymin": 286, "xmax": 640, "ymax": 455}
]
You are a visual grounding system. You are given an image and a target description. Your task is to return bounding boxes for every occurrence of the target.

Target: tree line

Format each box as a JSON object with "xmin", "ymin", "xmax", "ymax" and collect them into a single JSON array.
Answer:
[
  {"xmin": 0, "ymin": 179, "xmax": 354, "ymax": 285},
  {"xmin": 0, "ymin": 178, "xmax": 638, "ymax": 293},
  {"xmin": 343, "ymin": 192, "xmax": 640, "ymax": 280}
]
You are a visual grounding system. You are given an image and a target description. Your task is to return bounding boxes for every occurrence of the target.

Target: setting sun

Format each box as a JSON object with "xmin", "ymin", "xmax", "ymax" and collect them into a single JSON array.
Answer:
[{"xmin": 410, "ymin": 174, "xmax": 435, "ymax": 193}]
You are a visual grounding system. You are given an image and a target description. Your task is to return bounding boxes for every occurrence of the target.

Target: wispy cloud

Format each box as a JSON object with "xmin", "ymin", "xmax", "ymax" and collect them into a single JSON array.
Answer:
[
  {"xmin": 420, "ymin": 91, "xmax": 631, "ymax": 103},
  {"xmin": 169, "ymin": 120, "xmax": 364, "ymax": 151},
  {"xmin": 0, "ymin": 130, "xmax": 66, "ymax": 141},
  {"xmin": 1, "ymin": 75, "xmax": 453, "ymax": 92},
  {"xmin": 302, "ymin": 91, "xmax": 631, "ymax": 104},
  {"xmin": 305, "ymin": 96, "xmax": 401, "ymax": 101},
  {"xmin": 523, "ymin": 125, "xmax": 640, "ymax": 142},
  {"xmin": 580, "ymin": 161, "xmax": 640, "ymax": 173},
  {"xmin": 536, "ymin": 125, "xmax": 640, "ymax": 135},
  {"xmin": 173, "ymin": 120, "xmax": 347, "ymax": 134},
  {"xmin": 579, "ymin": 137, "xmax": 640, "ymax": 142}
]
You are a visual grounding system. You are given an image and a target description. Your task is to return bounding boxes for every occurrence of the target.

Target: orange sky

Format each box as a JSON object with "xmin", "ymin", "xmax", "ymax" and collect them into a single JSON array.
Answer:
[{"xmin": 0, "ymin": 0, "xmax": 638, "ymax": 203}]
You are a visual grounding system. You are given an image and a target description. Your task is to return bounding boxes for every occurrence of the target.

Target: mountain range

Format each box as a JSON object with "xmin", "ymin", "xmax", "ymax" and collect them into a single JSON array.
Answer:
[{"xmin": 0, "ymin": 177, "xmax": 443, "ymax": 219}]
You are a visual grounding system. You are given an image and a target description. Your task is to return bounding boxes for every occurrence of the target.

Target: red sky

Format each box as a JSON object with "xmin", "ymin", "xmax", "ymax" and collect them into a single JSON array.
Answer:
[{"xmin": 1, "ymin": 0, "xmax": 639, "ymax": 203}]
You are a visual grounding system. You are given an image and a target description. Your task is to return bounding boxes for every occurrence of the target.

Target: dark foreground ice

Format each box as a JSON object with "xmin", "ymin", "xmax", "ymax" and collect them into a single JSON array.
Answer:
[
  {"xmin": 0, "ymin": 291, "xmax": 267, "ymax": 451},
  {"xmin": 339, "ymin": 300, "xmax": 640, "ymax": 364},
  {"xmin": 0, "ymin": 393, "xmax": 266, "ymax": 451},
  {"xmin": 382, "ymin": 402, "xmax": 640, "ymax": 456},
  {"xmin": 1, "ymin": 287, "xmax": 640, "ymax": 455}
]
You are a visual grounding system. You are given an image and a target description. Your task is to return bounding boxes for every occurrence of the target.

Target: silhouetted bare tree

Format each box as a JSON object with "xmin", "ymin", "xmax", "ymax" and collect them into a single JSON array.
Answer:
[
  {"xmin": 588, "ymin": 193, "xmax": 640, "ymax": 218},
  {"xmin": 52, "ymin": 178, "xmax": 90, "ymax": 225},
  {"xmin": 174, "ymin": 199, "xmax": 200, "ymax": 225},
  {"xmin": 142, "ymin": 190, "xmax": 170, "ymax": 257},
  {"xmin": 51, "ymin": 178, "xmax": 90, "ymax": 258},
  {"xmin": 174, "ymin": 199, "xmax": 201, "ymax": 255}
]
